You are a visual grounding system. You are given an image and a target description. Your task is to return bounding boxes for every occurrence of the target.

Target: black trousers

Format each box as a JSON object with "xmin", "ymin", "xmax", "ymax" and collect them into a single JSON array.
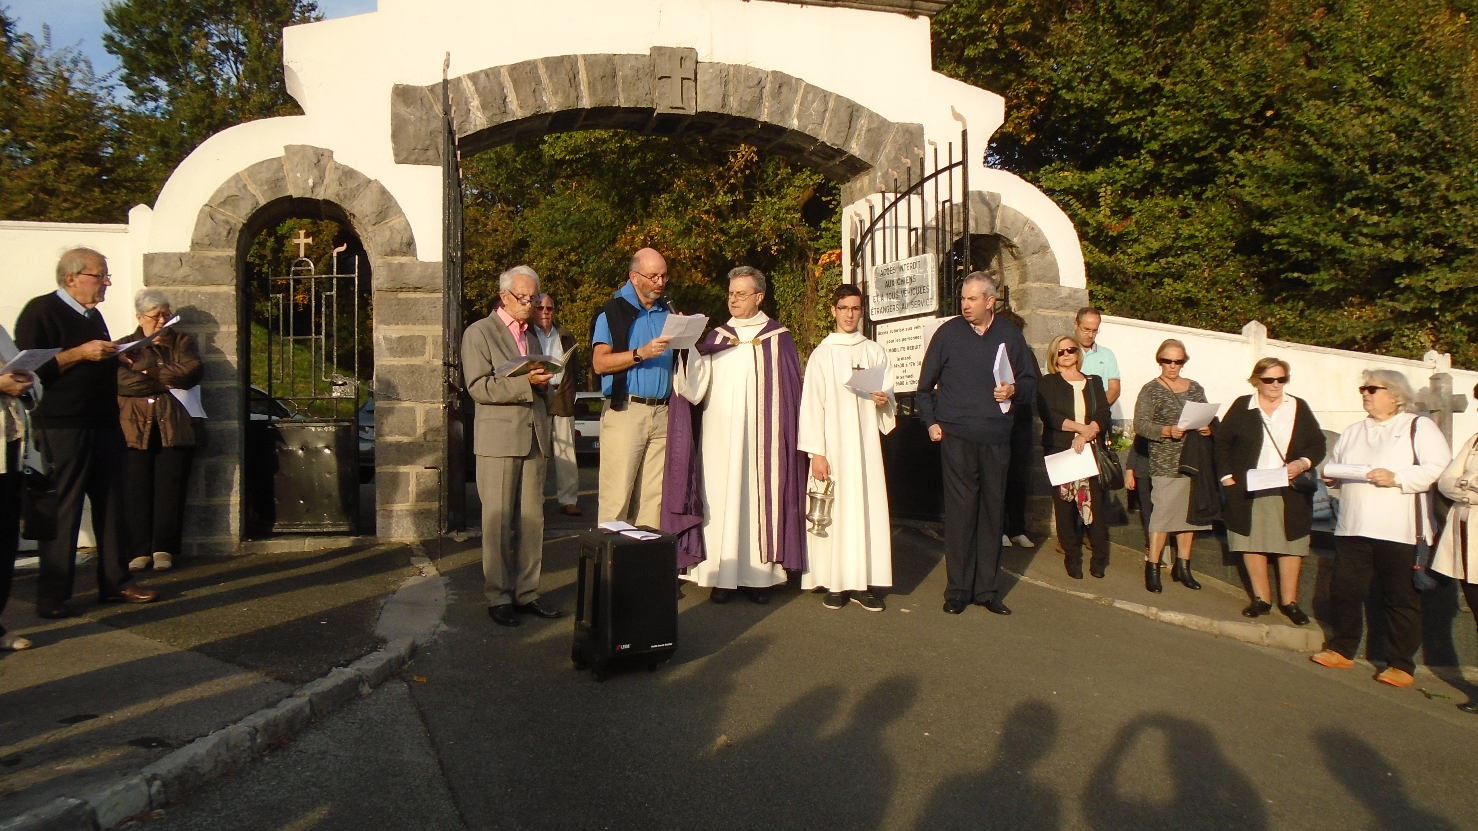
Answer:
[
  {"xmin": 1053, "ymin": 479, "xmax": 1111, "ymax": 571},
  {"xmin": 34, "ymin": 425, "xmax": 131, "ymax": 602},
  {"xmin": 941, "ymin": 433, "xmax": 1009, "ymax": 603},
  {"xmin": 123, "ymin": 426, "xmax": 194, "ymax": 558},
  {"xmin": 1327, "ymin": 535, "xmax": 1422, "ymax": 673},
  {"xmin": 1003, "ymin": 410, "xmax": 1034, "ymax": 537},
  {"xmin": 1, "ymin": 440, "xmax": 19, "ymax": 634}
]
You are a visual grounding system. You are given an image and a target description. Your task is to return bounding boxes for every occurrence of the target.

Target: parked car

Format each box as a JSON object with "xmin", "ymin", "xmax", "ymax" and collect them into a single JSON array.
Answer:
[
  {"xmin": 572, "ymin": 391, "xmax": 603, "ymax": 458},
  {"xmin": 248, "ymin": 385, "xmax": 297, "ymax": 421},
  {"xmin": 357, "ymin": 393, "xmax": 375, "ymax": 482}
]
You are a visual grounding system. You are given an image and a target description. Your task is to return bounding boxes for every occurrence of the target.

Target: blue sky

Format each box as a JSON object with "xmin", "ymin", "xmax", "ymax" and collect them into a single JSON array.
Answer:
[{"xmin": 4, "ymin": 0, "xmax": 378, "ymax": 81}]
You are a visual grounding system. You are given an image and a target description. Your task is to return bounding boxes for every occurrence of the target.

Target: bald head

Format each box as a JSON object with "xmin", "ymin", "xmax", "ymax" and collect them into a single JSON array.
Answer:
[{"xmin": 628, "ymin": 247, "xmax": 669, "ymax": 308}]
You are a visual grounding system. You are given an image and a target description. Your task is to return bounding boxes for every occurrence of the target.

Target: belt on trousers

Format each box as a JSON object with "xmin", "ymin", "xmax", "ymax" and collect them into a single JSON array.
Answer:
[{"xmin": 627, "ymin": 395, "xmax": 669, "ymax": 406}]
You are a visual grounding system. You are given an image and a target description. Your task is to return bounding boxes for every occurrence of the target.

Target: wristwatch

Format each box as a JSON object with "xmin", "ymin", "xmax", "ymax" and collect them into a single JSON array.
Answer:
[{"xmin": 631, "ymin": 349, "xmax": 644, "ymax": 364}]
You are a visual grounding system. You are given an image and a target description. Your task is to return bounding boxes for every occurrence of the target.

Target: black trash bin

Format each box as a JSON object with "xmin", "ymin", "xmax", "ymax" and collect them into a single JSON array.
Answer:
[{"xmin": 247, "ymin": 419, "xmax": 359, "ymax": 535}]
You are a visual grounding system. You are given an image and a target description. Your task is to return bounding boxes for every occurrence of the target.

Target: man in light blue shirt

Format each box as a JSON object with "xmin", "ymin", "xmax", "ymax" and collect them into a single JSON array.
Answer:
[
  {"xmin": 590, "ymin": 248, "xmax": 674, "ymax": 526},
  {"xmin": 1076, "ymin": 307, "xmax": 1121, "ymax": 405}
]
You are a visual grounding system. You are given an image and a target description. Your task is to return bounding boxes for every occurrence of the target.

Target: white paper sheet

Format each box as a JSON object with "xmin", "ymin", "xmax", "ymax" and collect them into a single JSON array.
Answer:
[
  {"xmin": 169, "ymin": 386, "xmax": 207, "ymax": 418},
  {"xmin": 1244, "ymin": 467, "xmax": 1289, "ymax": 492},
  {"xmin": 660, "ymin": 314, "xmax": 710, "ymax": 350},
  {"xmin": 1323, "ymin": 463, "xmax": 1372, "ymax": 480},
  {"xmin": 116, "ymin": 315, "xmax": 182, "ymax": 352},
  {"xmin": 844, "ymin": 364, "xmax": 887, "ymax": 397},
  {"xmin": 1045, "ymin": 446, "xmax": 1099, "ymax": 486},
  {"xmin": 596, "ymin": 520, "xmax": 661, "ymax": 540},
  {"xmin": 993, "ymin": 342, "xmax": 1015, "ymax": 413},
  {"xmin": 0, "ymin": 348, "xmax": 61, "ymax": 374},
  {"xmin": 1176, "ymin": 401, "xmax": 1220, "ymax": 430}
]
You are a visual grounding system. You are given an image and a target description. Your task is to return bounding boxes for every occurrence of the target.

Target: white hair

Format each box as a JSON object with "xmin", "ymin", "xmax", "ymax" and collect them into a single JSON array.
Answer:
[{"xmin": 499, "ymin": 265, "xmax": 540, "ymax": 292}]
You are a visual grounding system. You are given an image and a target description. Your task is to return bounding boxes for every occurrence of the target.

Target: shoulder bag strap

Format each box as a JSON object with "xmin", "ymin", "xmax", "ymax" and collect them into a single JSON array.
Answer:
[{"xmin": 1410, "ymin": 417, "xmax": 1428, "ymax": 544}]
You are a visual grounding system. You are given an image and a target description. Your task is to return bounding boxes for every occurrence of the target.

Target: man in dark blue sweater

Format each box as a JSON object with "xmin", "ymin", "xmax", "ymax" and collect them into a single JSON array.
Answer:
[
  {"xmin": 16, "ymin": 248, "xmax": 157, "ymax": 618},
  {"xmin": 917, "ymin": 272, "xmax": 1038, "ymax": 615}
]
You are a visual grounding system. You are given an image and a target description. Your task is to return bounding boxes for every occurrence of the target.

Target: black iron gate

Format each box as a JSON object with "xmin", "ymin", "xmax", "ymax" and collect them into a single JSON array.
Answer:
[
  {"xmin": 849, "ymin": 130, "xmax": 972, "ymax": 520},
  {"xmin": 245, "ymin": 245, "xmax": 368, "ymax": 535},
  {"xmin": 441, "ymin": 53, "xmax": 470, "ymax": 533}
]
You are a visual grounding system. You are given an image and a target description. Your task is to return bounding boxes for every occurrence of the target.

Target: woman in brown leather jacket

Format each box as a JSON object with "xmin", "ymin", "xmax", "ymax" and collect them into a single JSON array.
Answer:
[{"xmin": 118, "ymin": 290, "xmax": 202, "ymax": 571}]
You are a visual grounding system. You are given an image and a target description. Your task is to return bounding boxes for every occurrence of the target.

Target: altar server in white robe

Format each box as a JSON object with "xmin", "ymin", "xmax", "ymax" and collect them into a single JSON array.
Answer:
[
  {"xmin": 673, "ymin": 266, "xmax": 807, "ymax": 604},
  {"xmin": 798, "ymin": 284, "xmax": 897, "ymax": 611}
]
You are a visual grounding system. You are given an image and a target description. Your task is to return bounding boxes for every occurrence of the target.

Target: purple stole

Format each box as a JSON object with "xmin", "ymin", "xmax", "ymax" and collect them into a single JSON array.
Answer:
[{"xmin": 661, "ymin": 319, "xmax": 807, "ymax": 572}]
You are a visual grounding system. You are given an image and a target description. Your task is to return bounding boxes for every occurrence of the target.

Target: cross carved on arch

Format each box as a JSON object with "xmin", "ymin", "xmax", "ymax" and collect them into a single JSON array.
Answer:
[{"xmin": 291, "ymin": 229, "xmax": 313, "ymax": 259}]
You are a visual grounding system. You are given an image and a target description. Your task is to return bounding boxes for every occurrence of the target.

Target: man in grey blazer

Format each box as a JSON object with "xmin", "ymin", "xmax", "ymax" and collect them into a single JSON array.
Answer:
[{"xmin": 462, "ymin": 265, "xmax": 562, "ymax": 627}]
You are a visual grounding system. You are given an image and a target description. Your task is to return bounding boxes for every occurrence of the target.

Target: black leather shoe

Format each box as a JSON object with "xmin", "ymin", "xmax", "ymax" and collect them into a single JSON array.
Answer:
[
  {"xmin": 1144, "ymin": 562, "xmax": 1163, "ymax": 593},
  {"xmin": 979, "ymin": 598, "xmax": 1012, "ymax": 616},
  {"xmin": 1242, "ymin": 599, "xmax": 1273, "ymax": 618},
  {"xmin": 1171, "ymin": 559, "xmax": 1202, "ymax": 590},
  {"xmin": 36, "ymin": 599, "xmax": 77, "ymax": 619},
  {"xmin": 942, "ymin": 599, "xmax": 966, "ymax": 614},
  {"xmin": 710, "ymin": 588, "xmax": 733, "ymax": 604},
  {"xmin": 1459, "ymin": 700, "xmax": 1478, "ymax": 714},
  {"xmin": 488, "ymin": 604, "xmax": 521, "ymax": 627},
  {"xmin": 1279, "ymin": 602, "xmax": 1310, "ymax": 626},
  {"xmin": 99, "ymin": 585, "xmax": 159, "ymax": 604},
  {"xmin": 1089, "ymin": 564, "xmax": 1107, "ymax": 579},
  {"xmin": 1065, "ymin": 559, "xmax": 1084, "ymax": 579},
  {"xmin": 744, "ymin": 587, "xmax": 771, "ymax": 605},
  {"xmin": 515, "ymin": 599, "xmax": 563, "ymax": 619}
]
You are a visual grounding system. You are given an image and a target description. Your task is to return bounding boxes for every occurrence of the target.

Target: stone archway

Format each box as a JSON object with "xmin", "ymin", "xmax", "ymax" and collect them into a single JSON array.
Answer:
[{"xmin": 144, "ymin": 146, "xmax": 442, "ymax": 553}]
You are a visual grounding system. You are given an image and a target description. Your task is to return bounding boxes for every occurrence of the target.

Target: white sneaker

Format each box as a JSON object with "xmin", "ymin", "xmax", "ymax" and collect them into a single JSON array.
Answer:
[
  {"xmin": 1001, "ymin": 535, "xmax": 1012, "ymax": 547},
  {"xmin": 152, "ymin": 552, "xmax": 174, "ymax": 571},
  {"xmin": 1010, "ymin": 534, "xmax": 1035, "ymax": 548},
  {"xmin": 128, "ymin": 556, "xmax": 151, "ymax": 572}
]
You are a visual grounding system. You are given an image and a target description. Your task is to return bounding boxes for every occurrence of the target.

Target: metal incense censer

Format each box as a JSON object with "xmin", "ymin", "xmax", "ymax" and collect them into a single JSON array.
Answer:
[{"xmin": 805, "ymin": 476, "xmax": 836, "ymax": 537}]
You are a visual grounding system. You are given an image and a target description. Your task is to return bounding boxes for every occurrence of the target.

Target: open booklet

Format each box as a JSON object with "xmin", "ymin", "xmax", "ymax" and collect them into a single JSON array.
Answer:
[
  {"xmin": 596, "ymin": 520, "xmax": 662, "ymax": 541},
  {"xmin": 0, "ymin": 348, "xmax": 62, "ymax": 375},
  {"xmin": 497, "ymin": 344, "xmax": 574, "ymax": 378},
  {"xmin": 660, "ymin": 314, "xmax": 710, "ymax": 350},
  {"xmin": 116, "ymin": 315, "xmax": 182, "ymax": 353}
]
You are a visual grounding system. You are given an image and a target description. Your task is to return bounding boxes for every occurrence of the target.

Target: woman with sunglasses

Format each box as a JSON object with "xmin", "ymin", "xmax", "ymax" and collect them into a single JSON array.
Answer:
[
  {"xmin": 117, "ymin": 290, "xmax": 202, "ymax": 572},
  {"xmin": 1132, "ymin": 339, "xmax": 1212, "ymax": 592},
  {"xmin": 1311, "ymin": 370, "xmax": 1448, "ymax": 688},
  {"xmin": 1213, "ymin": 358, "xmax": 1325, "ymax": 624},
  {"xmin": 1036, "ymin": 335, "xmax": 1112, "ymax": 578},
  {"xmin": 1434, "ymin": 381, "xmax": 1478, "ymax": 712}
]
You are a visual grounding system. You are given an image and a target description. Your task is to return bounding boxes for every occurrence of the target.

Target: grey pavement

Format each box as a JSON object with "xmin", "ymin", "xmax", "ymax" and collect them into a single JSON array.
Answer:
[{"xmin": 1, "ymin": 468, "xmax": 1475, "ymax": 830}]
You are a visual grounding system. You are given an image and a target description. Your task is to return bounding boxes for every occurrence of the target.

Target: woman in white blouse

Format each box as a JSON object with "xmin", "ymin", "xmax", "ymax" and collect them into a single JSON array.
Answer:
[
  {"xmin": 1311, "ymin": 370, "xmax": 1449, "ymax": 688},
  {"xmin": 1434, "ymin": 381, "xmax": 1478, "ymax": 713}
]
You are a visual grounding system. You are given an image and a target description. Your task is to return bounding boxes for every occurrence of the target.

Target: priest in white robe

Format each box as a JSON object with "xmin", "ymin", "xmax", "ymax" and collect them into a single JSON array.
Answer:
[
  {"xmin": 798, "ymin": 284, "xmax": 897, "ymax": 611},
  {"xmin": 672, "ymin": 266, "xmax": 806, "ymax": 604}
]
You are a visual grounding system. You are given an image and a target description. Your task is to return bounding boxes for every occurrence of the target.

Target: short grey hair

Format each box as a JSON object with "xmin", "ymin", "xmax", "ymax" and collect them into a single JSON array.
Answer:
[
  {"xmin": 499, "ymin": 265, "xmax": 540, "ymax": 293},
  {"xmin": 1362, "ymin": 369, "xmax": 1418, "ymax": 413},
  {"xmin": 135, "ymin": 289, "xmax": 172, "ymax": 316},
  {"xmin": 961, "ymin": 271, "xmax": 998, "ymax": 298},
  {"xmin": 55, "ymin": 247, "xmax": 105, "ymax": 287},
  {"xmin": 727, "ymin": 266, "xmax": 766, "ymax": 294}
]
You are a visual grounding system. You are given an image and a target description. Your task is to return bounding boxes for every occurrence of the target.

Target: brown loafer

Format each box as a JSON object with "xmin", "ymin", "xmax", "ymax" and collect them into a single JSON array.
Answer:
[
  {"xmin": 559, "ymin": 504, "xmax": 583, "ymax": 516},
  {"xmin": 1375, "ymin": 667, "xmax": 1414, "ymax": 688},
  {"xmin": 100, "ymin": 585, "xmax": 159, "ymax": 604}
]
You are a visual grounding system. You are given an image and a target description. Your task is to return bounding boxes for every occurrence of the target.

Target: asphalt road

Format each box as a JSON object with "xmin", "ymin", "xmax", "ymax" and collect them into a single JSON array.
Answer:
[{"xmin": 137, "ymin": 522, "xmax": 1477, "ymax": 831}]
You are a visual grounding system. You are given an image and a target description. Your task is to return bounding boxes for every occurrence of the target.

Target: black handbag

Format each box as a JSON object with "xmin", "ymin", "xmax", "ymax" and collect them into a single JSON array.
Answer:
[
  {"xmin": 1259, "ymin": 416, "xmax": 1317, "ymax": 494},
  {"xmin": 1088, "ymin": 381, "xmax": 1124, "ymax": 490},
  {"xmin": 1410, "ymin": 418, "xmax": 1439, "ymax": 591},
  {"xmin": 20, "ymin": 463, "xmax": 57, "ymax": 541}
]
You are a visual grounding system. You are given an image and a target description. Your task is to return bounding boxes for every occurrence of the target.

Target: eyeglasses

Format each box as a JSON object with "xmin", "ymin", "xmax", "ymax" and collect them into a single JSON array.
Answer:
[
  {"xmin": 139, "ymin": 311, "xmax": 172, "ymax": 321},
  {"xmin": 1358, "ymin": 385, "xmax": 1387, "ymax": 394},
  {"xmin": 77, "ymin": 272, "xmax": 111, "ymax": 281},
  {"xmin": 834, "ymin": 304, "xmax": 863, "ymax": 313},
  {"xmin": 634, "ymin": 271, "xmax": 668, "ymax": 283},
  {"xmin": 502, "ymin": 291, "xmax": 535, "ymax": 306},
  {"xmin": 728, "ymin": 290, "xmax": 759, "ymax": 300},
  {"xmin": 533, "ymin": 305, "xmax": 554, "ymax": 311},
  {"xmin": 1157, "ymin": 357, "xmax": 1187, "ymax": 366},
  {"xmin": 1056, "ymin": 347, "xmax": 1080, "ymax": 356},
  {"xmin": 1258, "ymin": 376, "xmax": 1289, "ymax": 384}
]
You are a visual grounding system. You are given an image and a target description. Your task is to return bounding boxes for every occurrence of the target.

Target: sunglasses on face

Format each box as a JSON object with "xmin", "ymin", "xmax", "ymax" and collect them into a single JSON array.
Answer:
[
  {"xmin": 1056, "ymin": 347, "xmax": 1080, "ymax": 356},
  {"xmin": 1157, "ymin": 357, "xmax": 1187, "ymax": 366},
  {"xmin": 1259, "ymin": 376, "xmax": 1289, "ymax": 384},
  {"xmin": 1358, "ymin": 385, "xmax": 1387, "ymax": 394}
]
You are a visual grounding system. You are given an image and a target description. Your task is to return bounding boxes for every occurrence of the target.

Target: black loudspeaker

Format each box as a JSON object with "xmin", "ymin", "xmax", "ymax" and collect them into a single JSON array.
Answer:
[{"xmin": 572, "ymin": 530, "xmax": 678, "ymax": 680}]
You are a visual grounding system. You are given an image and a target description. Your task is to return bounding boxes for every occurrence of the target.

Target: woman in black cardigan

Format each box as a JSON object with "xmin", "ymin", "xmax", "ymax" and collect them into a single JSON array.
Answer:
[
  {"xmin": 1037, "ymin": 335, "xmax": 1113, "ymax": 579},
  {"xmin": 1214, "ymin": 357, "xmax": 1325, "ymax": 624}
]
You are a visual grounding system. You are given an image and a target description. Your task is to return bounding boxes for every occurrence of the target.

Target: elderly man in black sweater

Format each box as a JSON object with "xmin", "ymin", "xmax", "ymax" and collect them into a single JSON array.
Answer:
[
  {"xmin": 16, "ymin": 247, "xmax": 156, "ymax": 618},
  {"xmin": 917, "ymin": 272, "xmax": 1039, "ymax": 616}
]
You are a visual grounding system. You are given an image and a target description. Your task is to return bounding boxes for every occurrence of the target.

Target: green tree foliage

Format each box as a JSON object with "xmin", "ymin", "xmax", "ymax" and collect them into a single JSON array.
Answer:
[
  {"xmin": 934, "ymin": 0, "xmax": 1478, "ymax": 366},
  {"xmin": 0, "ymin": 11, "xmax": 135, "ymax": 221},
  {"xmin": 461, "ymin": 130, "xmax": 841, "ymax": 359},
  {"xmin": 102, "ymin": 0, "xmax": 320, "ymax": 198}
]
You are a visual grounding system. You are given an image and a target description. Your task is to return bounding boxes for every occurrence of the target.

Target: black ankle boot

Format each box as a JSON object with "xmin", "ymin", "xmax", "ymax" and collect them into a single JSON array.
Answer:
[
  {"xmin": 1144, "ymin": 561, "xmax": 1163, "ymax": 593},
  {"xmin": 1171, "ymin": 558, "xmax": 1202, "ymax": 590}
]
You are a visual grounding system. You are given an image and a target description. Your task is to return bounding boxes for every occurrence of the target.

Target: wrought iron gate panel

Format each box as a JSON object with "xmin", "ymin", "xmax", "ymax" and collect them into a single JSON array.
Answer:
[{"xmin": 442, "ymin": 54, "xmax": 469, "ymax": 533}]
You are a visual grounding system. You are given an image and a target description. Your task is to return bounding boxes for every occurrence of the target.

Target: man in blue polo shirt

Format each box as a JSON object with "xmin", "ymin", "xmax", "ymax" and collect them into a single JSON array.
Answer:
[
  {"xmin": 590, "ymin": 247, "xmax": 674, "ymax": 527},
  {"xmin": 1075, "ymin": 306, "xmax": 1121, "ymax": 405}
]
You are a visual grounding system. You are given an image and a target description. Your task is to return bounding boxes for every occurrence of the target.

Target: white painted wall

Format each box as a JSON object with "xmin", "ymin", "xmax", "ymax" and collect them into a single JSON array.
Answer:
[
  {"xmin": 0, "ymin": 212, "xmax": 150, "ymax": 340},
  {"xmin": 1098, "ymin": 315, "xmax": 1478, "ymax": 448}
]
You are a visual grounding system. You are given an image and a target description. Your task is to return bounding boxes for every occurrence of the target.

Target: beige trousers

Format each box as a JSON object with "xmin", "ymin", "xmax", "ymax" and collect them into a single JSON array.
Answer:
[
  {"xmin": 597, "ymin": 401, "xmax": 667, "ymax": 528},
  {"xmin": 476, "ymin": 446, "xmax": 546, "ymax": 607}
]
